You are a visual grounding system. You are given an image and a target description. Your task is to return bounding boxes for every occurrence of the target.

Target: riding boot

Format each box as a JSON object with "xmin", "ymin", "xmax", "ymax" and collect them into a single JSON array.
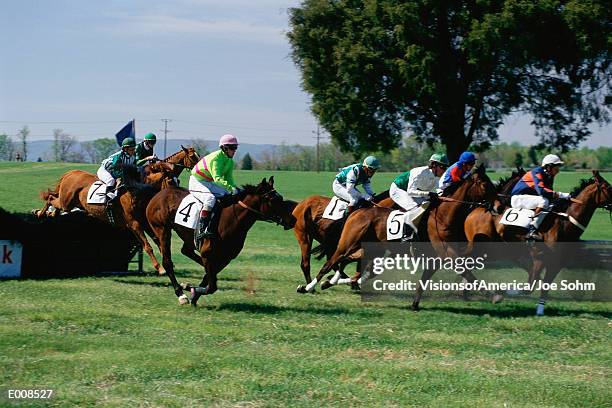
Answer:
[
  {"xmin": 526, "ymin": 207, "xmax": 545, "ymax": 242},
  {"xmin": 401, "ymin": 224, "xmax": 416, "ymax": 242},
  {"xmin": 194, "ymin": 209, "xmax": 212, "ymax": 248}
]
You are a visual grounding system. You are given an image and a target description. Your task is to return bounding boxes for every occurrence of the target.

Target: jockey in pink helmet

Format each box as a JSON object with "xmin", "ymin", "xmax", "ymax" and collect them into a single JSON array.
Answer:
[{"xmin": 190, "ymin": 134, "xmax": 239, "ymax": 245}]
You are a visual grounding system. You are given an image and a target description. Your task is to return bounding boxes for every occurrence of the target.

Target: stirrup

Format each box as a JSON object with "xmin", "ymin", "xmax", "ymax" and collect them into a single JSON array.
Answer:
[{"xmin": 525, "ymin": 227, "xmax": 543, "ymax": 242}]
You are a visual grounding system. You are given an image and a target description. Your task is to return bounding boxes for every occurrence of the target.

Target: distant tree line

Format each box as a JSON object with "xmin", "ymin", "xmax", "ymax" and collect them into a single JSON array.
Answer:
[{"xmin": 249, "ymin": 137, "xmax": 612, "ymax": 172}]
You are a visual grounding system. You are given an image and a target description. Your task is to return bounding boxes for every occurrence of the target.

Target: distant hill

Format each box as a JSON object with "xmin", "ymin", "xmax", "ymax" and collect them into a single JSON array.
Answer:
[{"xmin": 23, "ymin": 139, "xmax": 277, "ymax": 162}]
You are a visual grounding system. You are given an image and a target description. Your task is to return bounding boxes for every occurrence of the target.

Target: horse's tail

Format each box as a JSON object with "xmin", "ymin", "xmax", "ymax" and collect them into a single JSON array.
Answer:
[{"xmin": 40, "ymin": 172, "xmax": 71, "ymax": 201}]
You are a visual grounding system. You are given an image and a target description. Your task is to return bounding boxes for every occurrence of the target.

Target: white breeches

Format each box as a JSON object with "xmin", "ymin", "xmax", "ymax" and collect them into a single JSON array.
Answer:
[
  {"xmin": 511, "ymin": 195, "xmax": 549, "ymax": 210},
  {"xmin": 189, "ymin": 176, "xmax": 229, "ymax": 211},
  {"xmin": 97, "ymin": 166, "xmax": 115, "ymax": 187},
  {"xmin": 390, "ymin": 183, "xmax": 430, "ymax": 231},
  {"xmin": 332, "ymin": 179, "xmax": 362, "ymax": 206}
]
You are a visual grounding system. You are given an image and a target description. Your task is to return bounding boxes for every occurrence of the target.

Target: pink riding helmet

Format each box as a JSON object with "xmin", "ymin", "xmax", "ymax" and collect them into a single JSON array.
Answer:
[{"xmin": 219, "ymin": 134, "xmax": 239, "ymax": 147}]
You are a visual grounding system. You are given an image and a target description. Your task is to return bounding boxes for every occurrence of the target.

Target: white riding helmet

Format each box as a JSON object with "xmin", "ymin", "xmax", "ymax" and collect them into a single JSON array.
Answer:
[{"xmin": 541, "ymin": 154, "xmax": 564, "ymax": 166}]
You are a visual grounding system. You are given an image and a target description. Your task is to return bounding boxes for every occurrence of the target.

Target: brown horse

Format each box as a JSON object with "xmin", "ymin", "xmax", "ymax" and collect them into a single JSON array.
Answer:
[
  {"xmin": 145, "ymin": 177, "xmax": 297, "ymax": 305},
  {"xmin": 299, "ymin": 165, "xmax": 498, "ymax": 305},
  {"xmin": 465, "ymin": 170, "xmax": 612, "ymax": 315},
  {"xmin": 291, "ymin": 190, "xmax": 391, "ymax": 286},
  {"xmin": 37, "ymin": 161, "xmax": 177, "ymax": 274},
  {"xmin": 141, "ymin": 145, "xmax": 200, "ymax": 182}
]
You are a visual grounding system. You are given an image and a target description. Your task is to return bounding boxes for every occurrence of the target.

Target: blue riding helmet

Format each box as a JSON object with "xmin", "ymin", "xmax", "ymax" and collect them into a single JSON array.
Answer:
[{"xmin": 458, "ymin": 151, "xmax": 476, "ymax": 164}]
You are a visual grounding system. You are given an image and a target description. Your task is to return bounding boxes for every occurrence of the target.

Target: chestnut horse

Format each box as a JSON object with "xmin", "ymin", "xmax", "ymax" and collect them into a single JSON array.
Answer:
[
  {"xmin": 145, "ymin": 177, "xmax": 297, "ymax": 305},
  {"xmin": 299, "ymin": 165, "xmax": 498, "ymax": 305},
  {"xmin": 38, "ymin": 162, "xmax": 177, "ymax": 273},
  {"xmin": 465, "ymin": 170, "xmax": 612, "ymax": 315},
  {"xmin": 291, "ymin": 190, "xmax": 391, "ymax": 286},
  {"xmin": 141, "ymin": 145, "xmax": 200, "ymax": 183}
]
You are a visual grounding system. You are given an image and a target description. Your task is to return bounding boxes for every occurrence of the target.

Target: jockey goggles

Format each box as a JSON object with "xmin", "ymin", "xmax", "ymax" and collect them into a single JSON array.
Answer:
[{"xmin": 224, "ymin": 144, "xmax": 238, "ymax": 151}]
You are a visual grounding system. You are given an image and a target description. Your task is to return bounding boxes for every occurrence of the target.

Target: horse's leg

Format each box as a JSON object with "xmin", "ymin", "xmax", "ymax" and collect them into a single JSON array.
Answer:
[
  {"xmin": 128, "ymin": 220, "xmax": 164, "ymax": 275},
  {"xmin": 190, "ymin": 258, "xmax": 218, "ymax": 307},
  {"xmin": 180, "ymin": 243, "xmax": 204, "ymax": 266},
  {"xmin": 296, "ymin": 232, "xmax": 314, "ymax": 284},
  {"xmin": 411, "ymin": 268, "xmax": 437, "ymax": 311},
  {"xmin": 160, "ymin": 226, "xmax": 189, "ymax": 305},
  {"xmin": 536, "ymin": 263, "xmax": 561, "ymax": 316}
]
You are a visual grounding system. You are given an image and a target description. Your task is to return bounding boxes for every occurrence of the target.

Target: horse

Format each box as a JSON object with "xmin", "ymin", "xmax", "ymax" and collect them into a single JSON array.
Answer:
[
  {"xmin": 141, "ymin": 145, "xmax": 200, "ymax": 182},
  {"xmin": 37, "ymin": 161, "xmax": 177, "ymax": 274},
  {"xmin": 291, "ymin": 190, "xmax": 391, "ymax": 286},
  {"xmin": 299, "ymin": 165, "xmax": 498, "ymax": 304},
  {"xmin": 465, "ymin": 170, "xmax": 612, "ymax": 315},
  {"xmin": 145, "ymin": 177, "xmax": 297, "ymax": 305}
]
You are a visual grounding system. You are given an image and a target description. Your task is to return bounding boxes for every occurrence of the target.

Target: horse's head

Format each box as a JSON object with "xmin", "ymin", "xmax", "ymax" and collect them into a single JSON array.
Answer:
[
  {"xmin": 587, "ymin": 170, "xmax": 612, "ymax": 211},
  {"xmin": 181, "ymin": 145, "xmax": 200, "ymax": 169},
  {"xmin": 461, "ymin": 164, "xmax": 497, "ymax": 206},
  {"xmin": 243, "ymin": 177, "xmax": 296, "ymax": 230},
  {"xmin": 494, "ymin": 166, "xmax": 527, "ymax": 211}
]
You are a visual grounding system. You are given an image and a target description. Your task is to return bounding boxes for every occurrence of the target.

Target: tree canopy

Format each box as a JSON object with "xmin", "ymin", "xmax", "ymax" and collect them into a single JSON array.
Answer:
[{"xmin": 288, "ymin": 0, "xmax": 611, "ymax": 160}]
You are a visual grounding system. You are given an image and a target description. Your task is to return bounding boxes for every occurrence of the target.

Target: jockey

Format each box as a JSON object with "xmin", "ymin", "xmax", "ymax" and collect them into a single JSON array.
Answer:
[
  {"xmin": 190, "ymin": 134, "xmax": 238, "ymax": 243},
  {"xmin": 135, "ymin": 132, "xmax": 157, "ymax": 165},
  {"xmin": 510, "ymin": 154, "xmax": 571, "ymax": 241},
  {"xmin": 97, "ymin": 137, "xmax": 136, "ymax": 203},
  {"xmin": 438, "ymin": 151, "xmax": 477, "ymax": 191},
  {"xmin": 390, "ymin": 153, "xmax": 449, "ymax": 241},
  {"xmin": 333, "ymin": 156, "xmax": 380, "ymax": 215}
]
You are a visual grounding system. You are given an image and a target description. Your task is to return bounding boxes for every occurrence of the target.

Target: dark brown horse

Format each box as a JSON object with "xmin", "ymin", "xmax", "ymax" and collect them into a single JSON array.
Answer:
[
  {"xmin": 37, "ymin": 161, "xmax": 177, "ymax": 274},
  {"xmin": 299, "ymin": 165, "xmax": 498, "ymax": 305},
  {"xmin": 145, "ymin": 177, "xmax": 297, "ymax": 305},
  {"xmin": 465, "ymin": 170, "xmax": 612, "ymax": 315},
  {"xmin": 291, "ymin": 190, "xmax": 391, "ymax": 286}
]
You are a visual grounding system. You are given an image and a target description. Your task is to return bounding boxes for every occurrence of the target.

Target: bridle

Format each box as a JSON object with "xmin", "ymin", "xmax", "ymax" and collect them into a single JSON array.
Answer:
[{"xmin": 237, "ymin": 189, "xmax": 290, "ymax": 227}]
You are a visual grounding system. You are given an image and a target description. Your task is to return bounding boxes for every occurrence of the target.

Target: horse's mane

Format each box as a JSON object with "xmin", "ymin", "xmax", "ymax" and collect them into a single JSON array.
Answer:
[
  {"xmin": 496, "ymin": 168, "xmax": 525, "ymax": 193},
  {"xmin": 552, "ymin": 177, "xmax": 594, "ymax": 211},
  {"xmin": 162, "ymin": 148, "xmax": 185, "ymax": 162},
  {"xmin": 221, "ymin": 183, "xmax": 264, "ymax": 206}
]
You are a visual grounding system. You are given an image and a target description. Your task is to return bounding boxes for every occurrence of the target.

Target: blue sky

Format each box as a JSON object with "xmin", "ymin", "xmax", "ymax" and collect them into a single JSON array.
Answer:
[{"xmin": 0, "ymin": 0, "xmax": 609, "ymax": 147}]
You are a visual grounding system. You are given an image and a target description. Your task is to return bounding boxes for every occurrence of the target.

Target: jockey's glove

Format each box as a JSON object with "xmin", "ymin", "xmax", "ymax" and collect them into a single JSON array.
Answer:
[
  {"xmin": 428, "ymin": 192, "xmax": 440, "ymax": 203},
  {"xmin": 557, "ymin": 192, "xmax": 571, "ymax": 200},
  {"xmin": 363, "ymin": 194, "xmax": 373, "ymax": 201}
]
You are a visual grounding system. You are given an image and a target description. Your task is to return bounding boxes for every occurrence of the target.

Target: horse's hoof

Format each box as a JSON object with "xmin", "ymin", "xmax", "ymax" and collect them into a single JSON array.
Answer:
[
  {"xmin": 350, "ymin": 281, "xmax": 361, "ymax": 291},
  {"xmin": 491, "ymin": 294, "xmax": 504, "ymax": 304},
  {"xmin": 321, "ymin": 281, "xmax": 332, "ymax": 290},
  {"xmin": 181, "ymin": 282, "xmax": 192, "ymax": 291},
  {"xmin": 178, "ymin": 294, "xmax": 189, "ymax": 305},
  {"xmin": 410, "ymin": 303, "xmax": 420, "ymax": 312},
  {"xmin": 157, "ymin": 267, "xmax": 166, "ymax": 276},
  {"xmin": 296, "ymin": 285, "xmax": 307, "ymax": 294}
]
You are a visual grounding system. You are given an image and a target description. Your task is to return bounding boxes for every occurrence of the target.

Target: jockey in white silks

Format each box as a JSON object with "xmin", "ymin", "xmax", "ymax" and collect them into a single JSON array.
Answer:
[
  {"xmin": 332, "ymin": 156, "xmax": 381, "ymax": 215},
  {"xmin": 390, "ymin": 153, "xmax": 449, "ymax": 241},
  {"xmin": 510, "ymin": 154, "xmax": 571, "ymax": 241},
  {"xmin": 189, "ymin": 134, "xmax": 239, "ymax": 245}
]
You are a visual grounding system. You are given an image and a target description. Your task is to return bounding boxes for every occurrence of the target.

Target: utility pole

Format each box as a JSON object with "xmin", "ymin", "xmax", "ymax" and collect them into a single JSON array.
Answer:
[
  {"xmin": 313, "ymin": 126, "xmax": 321, "ymax": 172},
  {"xmin": 161, "ymin": 118, "xmax": 172, "ymax": 157}
]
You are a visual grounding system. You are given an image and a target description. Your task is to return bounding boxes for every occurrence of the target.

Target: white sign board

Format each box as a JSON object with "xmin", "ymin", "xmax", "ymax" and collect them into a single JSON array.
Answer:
[{"xmin": 0, "ymin": 240, "xmax": 22, "ymax": 278}]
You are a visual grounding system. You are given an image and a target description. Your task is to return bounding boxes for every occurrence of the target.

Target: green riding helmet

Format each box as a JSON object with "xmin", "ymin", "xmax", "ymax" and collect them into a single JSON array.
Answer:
[
  {"xmin": 363, "ymin": 155, "xmax": 381, "ymax": 170},
  {"xmin": 144, "ymin": 132, "xmax": 157, "ymax": 141},
  {"xmin": 121, "ymin": 137, "xmax": 136, "ymax": 147},
  {"xmin": 429, "ymin": 153, "xmax": 449, "ymax": 166}
]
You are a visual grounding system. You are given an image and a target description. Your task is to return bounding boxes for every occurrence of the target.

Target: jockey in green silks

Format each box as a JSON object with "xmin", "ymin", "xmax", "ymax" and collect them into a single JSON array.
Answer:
[
  {"xmin": 97, "ymin": 137, "xmax": 136, "ymax": 203},
  {"xmin": 135, "ymin": 132, "xmax": 157, "ymax": 165},
  {"xmin": 333, "ymin": 155, "xmax": 381, "ymax": 215},
  {"xmin": 189, "ymin": 134, "xmax": 238, "ymax": 244},
  {"xmin": 390, "ymin": 153, "xmax": 448, "ymax": 241}
]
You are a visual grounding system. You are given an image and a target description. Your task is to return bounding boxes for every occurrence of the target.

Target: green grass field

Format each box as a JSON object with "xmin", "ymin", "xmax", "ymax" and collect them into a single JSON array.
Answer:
[{"xmin": 0, "ymin": 162, "xmax": 610, "ymax": 407}]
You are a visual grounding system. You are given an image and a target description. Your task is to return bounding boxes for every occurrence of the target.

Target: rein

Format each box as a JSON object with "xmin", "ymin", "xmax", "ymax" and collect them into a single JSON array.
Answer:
[{"xmin": 237, "ymin": 190, "xmax": 285, "ymax": 226}]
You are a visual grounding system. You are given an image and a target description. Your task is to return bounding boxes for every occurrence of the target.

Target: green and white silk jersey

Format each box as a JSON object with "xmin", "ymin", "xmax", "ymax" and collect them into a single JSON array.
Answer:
[
  {"xmin": 101, "ymin": 150, "xmax": 136, "ymax": 179},
  {"xmin": 393, "ymin": 166, "xmax": 438, "ymax": 197},
  {"xmin": 335, "ymin": 164, "xmax": 371, "ymax": 186}
]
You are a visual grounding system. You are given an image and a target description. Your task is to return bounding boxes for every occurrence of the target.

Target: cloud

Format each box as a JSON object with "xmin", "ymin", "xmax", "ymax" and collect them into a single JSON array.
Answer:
[{"xmin": 107, "ymin": 14, "xmax": 288, "ymax": 45}]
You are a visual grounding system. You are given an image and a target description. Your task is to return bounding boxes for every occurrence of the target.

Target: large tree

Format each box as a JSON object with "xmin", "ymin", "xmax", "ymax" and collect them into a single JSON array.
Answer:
[{"xmin": 288, "ymin": 0, "xmax": 610, "ymax": 160}]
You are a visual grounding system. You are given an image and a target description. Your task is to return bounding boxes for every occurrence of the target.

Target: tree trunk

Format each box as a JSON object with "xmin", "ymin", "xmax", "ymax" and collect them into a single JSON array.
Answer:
[{"xmin": 441, "ymin": 132, "xmax": 471, "ymax": 163}]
